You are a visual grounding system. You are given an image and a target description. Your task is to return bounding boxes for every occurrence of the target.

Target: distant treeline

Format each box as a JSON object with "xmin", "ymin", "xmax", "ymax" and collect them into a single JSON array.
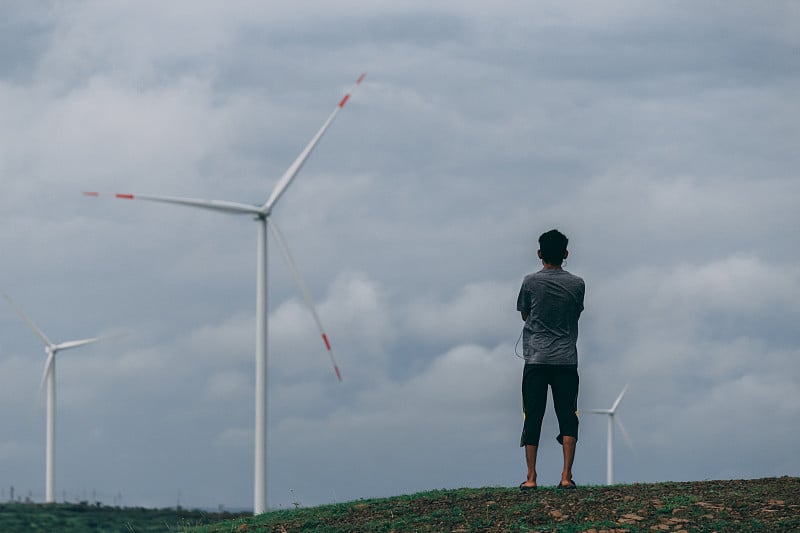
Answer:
[{"xmin": 0, "ymin": 502, "xmax": 249, "ymax": 533}]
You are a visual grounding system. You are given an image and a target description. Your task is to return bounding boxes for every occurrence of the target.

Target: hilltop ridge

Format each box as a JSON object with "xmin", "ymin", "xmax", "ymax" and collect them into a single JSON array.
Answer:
[{"xmin": 193, "ymin": 476, "xmax": 799, "ymax": 532}]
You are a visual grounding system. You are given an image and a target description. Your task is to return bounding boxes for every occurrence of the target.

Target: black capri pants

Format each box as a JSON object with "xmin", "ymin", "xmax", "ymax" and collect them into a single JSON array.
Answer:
[{"xmin": 520, "ymin": 363, "xmax": 579, "ymax": 447}]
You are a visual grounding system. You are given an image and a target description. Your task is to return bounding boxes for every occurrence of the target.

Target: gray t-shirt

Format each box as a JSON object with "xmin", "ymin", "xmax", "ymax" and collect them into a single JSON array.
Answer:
[{"xmin": 517, "ymin": 268, "xmax": 585, "ymax": 365}]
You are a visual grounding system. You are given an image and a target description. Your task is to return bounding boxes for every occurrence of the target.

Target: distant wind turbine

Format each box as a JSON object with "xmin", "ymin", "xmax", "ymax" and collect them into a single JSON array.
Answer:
[
  {"xmin": 2, "ymin": 292, "xmax": 103, "ymax": 504},
  {"xmin": 84, "ymin": 73, "xmax": 365, "ymax": 514},
  {"xmin": 584, "ymin": 383, "xmax": 635, "ymax": 485}
]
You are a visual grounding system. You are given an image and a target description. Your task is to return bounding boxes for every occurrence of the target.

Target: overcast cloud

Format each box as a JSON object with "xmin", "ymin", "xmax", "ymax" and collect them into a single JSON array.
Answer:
[{"xmin": 1, "ymin": 0, "xmax": 798, "ymax": 511}]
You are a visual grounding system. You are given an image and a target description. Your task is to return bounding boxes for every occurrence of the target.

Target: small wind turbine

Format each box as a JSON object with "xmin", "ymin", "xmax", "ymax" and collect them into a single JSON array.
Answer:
[
  {"xmin": 84, "ymin": 73, "xmax": 364, "ymax": 514},
  {"xmin": 584, "ymin": 383, "xmax": 635, "ymax": 485},
  {"xmin": 2, "ymin": 292, "xmax": 103, "ymax": 503}
]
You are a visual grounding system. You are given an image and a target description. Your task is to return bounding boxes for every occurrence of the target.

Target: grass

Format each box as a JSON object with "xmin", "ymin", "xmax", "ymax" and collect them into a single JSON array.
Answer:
[
  {"xmin": 0, "ymin": 477, "xmax": 797, "ymax": 532},
  {"xmin": 0, "ymin": 502, "xmax": 248, "ymax": 533},
  {"xmin": 188, "ymin": 477, "xmax": 800, "ymax": 532}
]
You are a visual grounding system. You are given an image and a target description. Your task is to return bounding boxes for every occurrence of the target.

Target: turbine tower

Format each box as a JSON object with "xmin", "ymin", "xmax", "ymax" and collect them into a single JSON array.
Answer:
[
  {"xmin": 2, "ymin": 293, "xmax": 103, "ymax": 503},
  {"xmin": 584, "ymin": 383, "xmax": 634, "ymax": 485},
  {"xmin": 84, "ymin": 73, "xmax": 364, "ymax": 514}
]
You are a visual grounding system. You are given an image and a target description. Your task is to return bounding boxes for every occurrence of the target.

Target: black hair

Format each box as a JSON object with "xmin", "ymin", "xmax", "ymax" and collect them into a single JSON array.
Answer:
[{"xmin": 538, "ymin": 229, "xmax": 568, "ymax": 266}]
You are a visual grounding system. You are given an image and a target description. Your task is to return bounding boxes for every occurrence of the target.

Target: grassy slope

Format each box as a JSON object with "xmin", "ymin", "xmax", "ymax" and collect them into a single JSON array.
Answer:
[{"xmin": 190, "ymin": 477, "xmax": 800, "ymax": 532}]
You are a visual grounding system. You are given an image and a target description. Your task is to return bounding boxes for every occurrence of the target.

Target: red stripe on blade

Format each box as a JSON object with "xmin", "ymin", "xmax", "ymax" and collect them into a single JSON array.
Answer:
[
  {"xmin": 322, "ymin": 333, "xmax": 332, "ymax": 351},
  {"xmin": 335, "ymin": 366, "xmax": 342, "ymax": 382},
  {"xmin": 357, "ymin": 73, "xmax": 366, "ymax": 84},
  {"xmin": 338, "ymin": 94, "xmax": 351, "ymax": 108},
  {"xmin": 115, "ymin": 194, "xmax": 134, "ymax": 200},
  {"xmin": 83, "ymin": 192, "xmax": 99, "ymax": 197}
]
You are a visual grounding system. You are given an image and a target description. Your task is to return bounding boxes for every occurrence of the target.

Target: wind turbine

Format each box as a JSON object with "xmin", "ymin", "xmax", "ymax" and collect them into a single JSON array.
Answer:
[
  {"xmin": 84, "ymin": 73, "xmax": 364, "ymax": 514},
  {"xmin": 583, "ymin": 383, "xmax": 634, "ymax": 485},
  {"xmin": 2, "ymin": 292, "xmax": 103, "ymax": 503}
]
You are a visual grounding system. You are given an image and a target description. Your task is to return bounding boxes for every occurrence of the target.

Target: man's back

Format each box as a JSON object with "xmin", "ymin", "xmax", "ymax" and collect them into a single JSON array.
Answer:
[{"xmin": 517, "ymin": 269, "xmax": 585, "ymax": 365}]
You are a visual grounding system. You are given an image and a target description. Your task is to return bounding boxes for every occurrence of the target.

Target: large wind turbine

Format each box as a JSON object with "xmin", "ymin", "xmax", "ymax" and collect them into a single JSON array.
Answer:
[
  {"xmin": 584, "ymin": 383, "xmax": 634, "ymax": 485},
  {"xmin": 84, "ymin": 73, "xmax": 364, "ymax": 514},
  {"xmin": 2, "ymin": 292, "xmax": 103, "ymax": 503}
]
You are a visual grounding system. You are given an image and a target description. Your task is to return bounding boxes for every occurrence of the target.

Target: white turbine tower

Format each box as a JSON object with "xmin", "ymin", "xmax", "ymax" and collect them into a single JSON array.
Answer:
[
  {"xmin": 2, "ymin": 292, "xmax": 103, "ymax": 503},
  {"xmin": 84, "ymin": 73, "xmax": 365, "ymax": 514},
  {"xmin": 584, "ymin": 383, "xmax": 634, "ymax": 485}
]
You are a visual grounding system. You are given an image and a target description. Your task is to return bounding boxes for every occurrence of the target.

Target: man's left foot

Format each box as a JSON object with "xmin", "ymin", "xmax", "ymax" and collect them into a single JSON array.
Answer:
[
  {"xmin": 519, "ymin": 482, "xmax": 537, "ymax": 491},
  {"xmin": 557, "ymin": 479, "xmax": 577, "ymax": 489}
]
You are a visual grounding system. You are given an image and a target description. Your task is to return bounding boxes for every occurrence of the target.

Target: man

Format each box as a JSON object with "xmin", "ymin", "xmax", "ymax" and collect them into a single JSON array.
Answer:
[{"xmin": 517, "ymin": 229, "xmax": 585, "ymax": 490}]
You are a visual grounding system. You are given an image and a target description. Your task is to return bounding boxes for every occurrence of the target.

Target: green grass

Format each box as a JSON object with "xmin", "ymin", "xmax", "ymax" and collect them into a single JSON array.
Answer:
[
  {"xmin": 0, "ymin": 502, "xmax": 247, "ymax": 533},
  {"xmin": 188, "ymin": 477, "xmax": 800, "ymax": 532},
  {"xmin": 654, "ymin": 493, "xmax": 698, "ymax": 514},
  {"xmin": 1, "ymin": 477, "xmax": 797, "ymax": 532}
]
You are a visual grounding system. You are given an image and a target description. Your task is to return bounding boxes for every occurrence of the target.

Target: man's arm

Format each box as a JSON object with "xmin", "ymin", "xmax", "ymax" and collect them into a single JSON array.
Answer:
[{"xmin": 517, "ymin": 280, "xmax": 529, "ymax": 322}]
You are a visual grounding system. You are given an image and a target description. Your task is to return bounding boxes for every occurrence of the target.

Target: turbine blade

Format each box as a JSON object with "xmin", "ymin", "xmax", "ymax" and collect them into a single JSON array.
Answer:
[
  {"xmin": 615, "ymin": 416, "xmax": 637, "ymax": 456},
  {"xmin": 263, "ymin": 73, "xmax": 366, "ymax": 212},
  {"xmin": 2, "ymin": 292, "xmax": 52, "ymax": 347},
  {"xmin": 268, "ymin": 219, "xmax": 342, "ymax": 382},
  {"xmin": 582, "ymin": 409, "xmax": 612, "ymax": 414},
  {"xmin": 55, "ymin": 336, "xmax": 102, "ymax": 352},
  {"xmin": 57, "ymin": 330, "xmax": 126, "ymax": 351},
  {"xmin": 610, "ymin": 382, "xmax": 629, "ymax": 413},
  {"xmin": 36, "ymin": 350, "xmax": 55, "ymax": 409},
  {"xmin": 83, "ymin": 192, "xmax": 263, "ymax": 216}
]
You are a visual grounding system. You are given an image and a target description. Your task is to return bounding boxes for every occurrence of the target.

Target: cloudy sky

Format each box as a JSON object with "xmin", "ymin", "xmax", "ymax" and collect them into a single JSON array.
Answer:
[{"xmin": 1, "ymin": 0, "xmax": 798, "ymax": 512}]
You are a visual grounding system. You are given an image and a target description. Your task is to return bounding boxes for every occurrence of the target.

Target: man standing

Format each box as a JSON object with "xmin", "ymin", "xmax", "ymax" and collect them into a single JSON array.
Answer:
[{"xmin": 517, "ymin": 229, "xmax": 585, "ymax": 490}]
